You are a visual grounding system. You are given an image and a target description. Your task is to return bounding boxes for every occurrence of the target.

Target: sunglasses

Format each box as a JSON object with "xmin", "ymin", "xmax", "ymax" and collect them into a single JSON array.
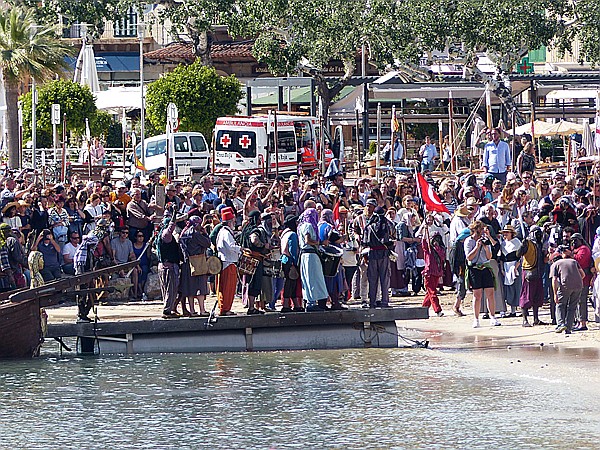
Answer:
[{"xmin": 136, "ymin": 234, "xmax": 144, "ymax": 238}]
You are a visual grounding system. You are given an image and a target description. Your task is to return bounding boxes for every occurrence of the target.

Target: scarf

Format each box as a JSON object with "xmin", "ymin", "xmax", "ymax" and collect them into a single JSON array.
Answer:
[
  {"xmin": 28, "ymin": 251, "xmax": 45, "ymax": 289},
  {"xmin": 179, "ymin": 215, "xmax": 202, "ymax": 261},
  {"xmin": 299, "ymin": 208, "xmax": 319, "ymax": 236}
]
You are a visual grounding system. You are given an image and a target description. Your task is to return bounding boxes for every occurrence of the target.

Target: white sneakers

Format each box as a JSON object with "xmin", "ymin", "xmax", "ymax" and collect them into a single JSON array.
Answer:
[{"xmin": 472, "ymin": 317, "xmax": 501, "ymax": 328}]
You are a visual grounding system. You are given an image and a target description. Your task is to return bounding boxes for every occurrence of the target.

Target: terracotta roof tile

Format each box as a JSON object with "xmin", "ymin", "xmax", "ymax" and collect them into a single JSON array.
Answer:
[{"xmin": 144, "ymin": 40, "xmax": 255, "ymax": 63}]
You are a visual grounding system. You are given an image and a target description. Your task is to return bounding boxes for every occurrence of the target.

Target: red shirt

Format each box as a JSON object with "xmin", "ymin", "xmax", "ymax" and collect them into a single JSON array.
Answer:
[{"xmin": 573, "ymin": 245, "xmax": 593, "ymax": 285}]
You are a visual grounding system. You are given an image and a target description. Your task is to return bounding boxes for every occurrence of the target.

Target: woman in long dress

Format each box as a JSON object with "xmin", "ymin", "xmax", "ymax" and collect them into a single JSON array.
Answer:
[
  {"xmin": 298, "ymin": 208, "xmax": 329, "ymax": 311},
  {"xmin": 179, "ymin": 215, "xmax": 211, "ymax": 316}
]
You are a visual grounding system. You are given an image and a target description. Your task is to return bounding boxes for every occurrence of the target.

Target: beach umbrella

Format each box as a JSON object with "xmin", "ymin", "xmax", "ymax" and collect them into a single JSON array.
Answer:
[
  {"xmin": 510, "ymin": 120, "xmax": 552, "ymax": 138},
  {"xmin": 581, "ymin": 118, "xmax": 595, "ymax": 156},
  {"xmin": 544, "ymin": 120, "xmax": 584, "ymax": 136}
]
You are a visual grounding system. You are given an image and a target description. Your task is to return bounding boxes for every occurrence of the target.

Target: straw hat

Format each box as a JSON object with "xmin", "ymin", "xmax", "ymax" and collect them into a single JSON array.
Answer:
[
  {"xmin": 500, "ymin": 224, "xmax": 516, "ymax": 235},
  {"xmin": 2, "ymin": 201, "xmax": 19, "ymax": 214},
  {"xmin": 455, "ymin": 204, "xmax": 470, "ymax": 217}
]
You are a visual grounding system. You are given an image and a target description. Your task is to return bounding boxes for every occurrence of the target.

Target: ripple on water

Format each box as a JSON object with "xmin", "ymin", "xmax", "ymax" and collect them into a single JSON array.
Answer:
[{"xmin": 1, "ymin": 349, "xmax": 600, "ymax": 449}]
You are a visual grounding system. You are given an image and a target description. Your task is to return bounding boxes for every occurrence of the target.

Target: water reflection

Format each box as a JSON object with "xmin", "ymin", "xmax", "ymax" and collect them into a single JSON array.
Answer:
[{"xmin": 2, "ymin": 348, "xmax": 600, "ymax": 449}]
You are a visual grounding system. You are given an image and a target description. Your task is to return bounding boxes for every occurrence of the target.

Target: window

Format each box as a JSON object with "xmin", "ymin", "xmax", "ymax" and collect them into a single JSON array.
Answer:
[
  {"xmin": 268, "ymin": 131, "xmax": 297, "ymax": 153},
  {"xmin": 216, "ymin": 130, "xmax": 256, "ymax": 158},
  {"xmin": 190, "ymin": 136, "xmax": 207, "ymax": 152},
  {"xmin": 114, "ymin": 8, "xmax": 138, "ymax": 38},
  {"xmin": 146, "ymin": 139, "xmax": 166, "ymax": 157},
  {"xmin": 174, "ymin": 136, "xmax": 189, "ymax": 153},
  {"xmin": 294, "ymin": 121, "xmax": 313, "ymax": 149}
]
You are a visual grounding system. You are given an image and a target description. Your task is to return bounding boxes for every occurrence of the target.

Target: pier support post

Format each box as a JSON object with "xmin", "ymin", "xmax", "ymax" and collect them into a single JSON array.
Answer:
[
  {"xmin": 79, "ymin": 336, "xmax": 95, "ymax": 354},
  {"xmin": 363, "ymin": 322, "xmax": 372, "ymax": 348},
  {"xmin": 126, "ymin": 333, "xmax": 134, "ymax": 355},
  {"xmin": 245, "ymin": 327, "xmax": 253, "ymax": 352}
]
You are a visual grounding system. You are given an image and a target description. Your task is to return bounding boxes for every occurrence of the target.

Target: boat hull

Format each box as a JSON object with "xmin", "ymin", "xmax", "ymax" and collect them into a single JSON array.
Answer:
[{"xmin": 0, "ymin": 300, "xmax": 43, "ymax": 359}]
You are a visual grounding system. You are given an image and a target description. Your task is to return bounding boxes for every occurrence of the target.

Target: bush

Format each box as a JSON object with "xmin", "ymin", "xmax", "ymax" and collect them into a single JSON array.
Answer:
[{"xmin": 146, "ymin": 61, "xmax": 243, "ymax": 138}]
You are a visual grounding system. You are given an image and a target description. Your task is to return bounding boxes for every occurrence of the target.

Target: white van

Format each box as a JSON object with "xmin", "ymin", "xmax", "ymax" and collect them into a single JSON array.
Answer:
[
  {"xmin": 213, "ymin": 115, "xmax": 343, "ymax": 177},
  {"xmin": 133, "ymin": 132, "xmax": 210, "ymax": 178}
]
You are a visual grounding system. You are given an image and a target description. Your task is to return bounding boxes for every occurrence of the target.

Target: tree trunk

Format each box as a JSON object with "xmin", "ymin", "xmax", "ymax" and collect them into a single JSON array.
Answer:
[
  {"xmin": 192, "ymin": 30, "xmax": 213, "ymax": 66},
  {"xmin": 4, "ymin": 76, "xmax": 20, "ymax": 169}
]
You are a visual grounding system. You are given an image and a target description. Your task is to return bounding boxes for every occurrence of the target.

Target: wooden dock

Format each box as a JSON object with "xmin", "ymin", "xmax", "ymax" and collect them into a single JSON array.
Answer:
[{"xmin": 46, "ymin": 307, "xmax": 429, "ymax": 354}]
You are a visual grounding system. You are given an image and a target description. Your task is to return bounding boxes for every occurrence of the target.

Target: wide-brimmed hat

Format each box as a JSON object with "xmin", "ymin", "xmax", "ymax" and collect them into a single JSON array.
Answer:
[
  {"xmin": 500, "ymin": 224, "xmax": 516, "ymax": 235},
  {"xmin": 455, "ymin": 204, "xmax": 470, "ymax": 217},
  {"xmin": 2, "ymin": 201, "xmax": 19, "ymax": 214},
  {"xmin": 465, "ymin": 197, "xmax": 480, "ymax": 207}
]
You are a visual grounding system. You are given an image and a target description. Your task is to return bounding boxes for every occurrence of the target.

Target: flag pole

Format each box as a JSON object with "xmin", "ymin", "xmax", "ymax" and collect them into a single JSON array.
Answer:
[
  {"xmin": 449, "ymin": 91, "xmax": 456, "ymax": 172},
  {"xmin": 376, "ymin": 103, "xmax": 381, "ymax": 183},
  {"xmin": 438, "ymin": 119, "xmax": 443, "ymax": 170}
]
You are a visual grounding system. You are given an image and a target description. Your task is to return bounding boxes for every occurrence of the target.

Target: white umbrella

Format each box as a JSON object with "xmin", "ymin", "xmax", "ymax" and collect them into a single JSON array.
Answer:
[
  {"xmin": 510, "ymin": 120, "xmax": 553, "ymax": 138},
  {"xmin": 95, "ymin": 87, "xmax": 143, "ymax": 113},
  {"xmin": 544, "ymin": 120, "xmax": 584, "ymax": 136},
  {"xmin": 73, "ymin": 44, "xmax": 100, "ymax": 93},
  {"xmin": 581, "ymin": 118, "xmax": 595, "ymax": 156}
]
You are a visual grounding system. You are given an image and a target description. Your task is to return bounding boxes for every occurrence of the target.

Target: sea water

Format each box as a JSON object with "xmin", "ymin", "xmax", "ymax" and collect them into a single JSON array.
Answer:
[{"xmin": 1, "ymin": 347, "xmax": 599, "ymax": 449}]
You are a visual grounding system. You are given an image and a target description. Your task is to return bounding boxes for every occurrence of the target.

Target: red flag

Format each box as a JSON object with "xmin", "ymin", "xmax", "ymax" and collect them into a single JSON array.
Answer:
[
  {"xmin": 332, "ymin": 199, "xmax": 340, "ymax": 224},
  {"xmin": 416, "ymin": 172, "xmax": 449, "ymax": 213}
]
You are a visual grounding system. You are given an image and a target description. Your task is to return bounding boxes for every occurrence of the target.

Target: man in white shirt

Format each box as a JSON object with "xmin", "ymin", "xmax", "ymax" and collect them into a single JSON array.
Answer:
[
  {"xmin": 482, "ymin": 128, "xmax": 511, "ymax": 184},
  {"xmin": 216, "ymin": 207, "xmax": 241, "ymax": 316},
  {"xmin": 419, "ymin": 136, "xmax": 438, "ymax": 172},
  {"xmin": 61, "ymin": 231, "xmax": 81, "ymax": 275}
]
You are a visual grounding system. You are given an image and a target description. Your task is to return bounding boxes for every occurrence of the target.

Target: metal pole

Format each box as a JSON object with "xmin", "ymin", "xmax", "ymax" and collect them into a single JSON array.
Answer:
[
  {"xmin": 511, "ymin": 107, "xmax": 516, "ymax": 172},
  {"xmin": 449, "ymin": 91, "xmax": 456, "ymax": 172},
  {"xmin": 273, "ymin": 110, "xmax": 279, "ymax": 177},
  {"xmin": 401, "ymin": 100, "xmax": 407, "ymax": 163},
  {"xmin": 61, "ymin": 113, "xmax": 67, "ymax": 182},
  {"xmin": 390, "ymin": 104, "xmax": 395, "ymax": 172},
  {"xmin": 32, "ymin": 77, "xmax": 36, "ymax": 171},
  {"xmin": 355, "ymin": 109, "xmax": 361, "ymax": 177},
  {"xmin": 362, "ymin": 83, "xmax": 369, "ymax": 167},
  {"xmin": 122, "ymin": 110, "xmax": 127, "ymax": 177},
  {"xmin": 138, "ymin": 20, "xmax": 145, "ymax": 169},
  {"xmin": 17, "ymin": 101, "xmax": 22, "ymax": 169},
  {"xmin": 53, "ymin": 122, "xmax": 57, "ymax": 169},
  {"xmin": 376, "ymin": 103, "xmax": 381, "ymax": 182}
]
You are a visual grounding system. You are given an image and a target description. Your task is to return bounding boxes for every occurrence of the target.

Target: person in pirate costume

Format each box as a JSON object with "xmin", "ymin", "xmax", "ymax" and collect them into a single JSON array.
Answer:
[
  {"xmin": 240, "ymin": 210, "xmax": 270, "ymax": 314},
  {"xmin": 156, "ymin": 203, "xmax": 183, "ymax": 319},
  {"xmin": 73, "ymin": 218, "xmax": 111, "ymax": 322}
]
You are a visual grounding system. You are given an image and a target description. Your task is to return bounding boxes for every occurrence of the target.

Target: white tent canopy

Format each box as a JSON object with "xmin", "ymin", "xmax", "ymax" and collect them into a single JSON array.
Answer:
[{"xmin": 95, "ymin": 86, "xmax": 144, "ymax": 113}]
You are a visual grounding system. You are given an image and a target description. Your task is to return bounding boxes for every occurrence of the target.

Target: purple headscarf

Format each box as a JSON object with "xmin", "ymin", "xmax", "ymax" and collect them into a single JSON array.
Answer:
[
  {"xmin": 299, "ymin": 208, "xmax": 319, "ymax": 236},
  {"xmin": 180, "ymin": 215, "xmax": 202, "ymax": 260}
]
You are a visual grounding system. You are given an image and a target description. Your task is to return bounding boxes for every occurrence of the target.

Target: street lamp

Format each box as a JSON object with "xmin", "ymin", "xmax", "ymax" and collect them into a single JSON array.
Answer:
[{"xmin": 137, "ymin": 18, "xmax": 145, "ymax": 168}]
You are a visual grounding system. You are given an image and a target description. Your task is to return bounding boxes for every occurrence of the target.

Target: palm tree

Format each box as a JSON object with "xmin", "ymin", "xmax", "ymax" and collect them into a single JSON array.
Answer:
[{"xmin": 0, "ymin": 6, "xmax": 72, "ymax": 168}]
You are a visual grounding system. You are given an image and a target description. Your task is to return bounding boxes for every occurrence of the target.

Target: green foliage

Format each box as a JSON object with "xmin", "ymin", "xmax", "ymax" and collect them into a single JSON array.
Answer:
[
  {"xmin": 0, "ymin": 6, "xmax": 73, "ymax": 83},
  {"xmin": 20, "ymin": 79, "xmax": 97, "ymax": 143},
  {"xmin": 106, "ymin": 122, "xmax": 123, "ymax": 148},
  {"xmin": 145, "ymin": 61, "xmax": 243, "ymax": 137},
  {"xmin": 9, "ymin": 0, "xmax": 139, "ymax": 39},
  {"xmin": 368, "ymin": 141, "xmax": 377, "ymax": 156},
  {"xmin": 90, "ymin": 110, "xmax": 113, "ymax": 139}
]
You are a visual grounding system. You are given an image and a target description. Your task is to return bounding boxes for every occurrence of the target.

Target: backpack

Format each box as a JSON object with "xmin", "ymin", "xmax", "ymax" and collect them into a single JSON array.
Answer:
[
  {"xmin": 448, "ymin": 236, "xmax": 467, "ymax": 276},
  {"xmin": 210, "ymin": 223, "xmax": 224, "ymax": 248}
]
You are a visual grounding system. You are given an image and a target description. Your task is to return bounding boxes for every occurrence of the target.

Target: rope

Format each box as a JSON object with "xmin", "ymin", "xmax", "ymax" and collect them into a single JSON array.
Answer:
[{"xmin": 354, "ymin": 322, "xmax": 430, "ymax": 349}]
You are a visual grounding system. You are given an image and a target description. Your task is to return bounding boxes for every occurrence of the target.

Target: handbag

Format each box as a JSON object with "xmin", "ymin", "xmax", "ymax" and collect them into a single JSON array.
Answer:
[
  {"xmin": 288, "ymin": 264, "xmax": 300, "ymax": 280},
  {"xmin": 189, "ymin": 254, "xmax": 209, "ymax": 276}
]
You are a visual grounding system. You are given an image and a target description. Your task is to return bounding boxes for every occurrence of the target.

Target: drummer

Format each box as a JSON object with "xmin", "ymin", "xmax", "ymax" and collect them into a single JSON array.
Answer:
[
  {"xmin": 318, "ymin": 209, "xmax": 347, "ymax": 310},
  {"xmin": 362, "ymin": 206, "xmax": 395, "ymax": 308},
  {"xmin": 215, "ymin": 207, "xmax": 240, "ymax": 316}
]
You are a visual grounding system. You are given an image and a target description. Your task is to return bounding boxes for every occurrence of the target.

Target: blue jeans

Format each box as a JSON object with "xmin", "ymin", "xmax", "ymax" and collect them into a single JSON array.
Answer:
[{"xmin": 421, "ymin": 161, "xmax": 434, "ymax": 172}]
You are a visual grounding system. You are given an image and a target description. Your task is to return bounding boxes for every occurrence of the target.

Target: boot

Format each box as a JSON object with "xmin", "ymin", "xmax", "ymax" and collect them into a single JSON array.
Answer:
[
  {"xmin": 522, "ymin": 308, "xmax": 532, "ymax": 327},
  {"xmin": 317, "ymin": 299, "xmax": 329, "ymax": 311}
]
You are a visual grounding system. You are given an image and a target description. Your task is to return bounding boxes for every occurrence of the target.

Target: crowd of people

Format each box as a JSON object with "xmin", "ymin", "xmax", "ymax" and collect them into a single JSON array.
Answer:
[{"xmin": 3, "ymin": 127, "xmax": 599, "ymax": 333}]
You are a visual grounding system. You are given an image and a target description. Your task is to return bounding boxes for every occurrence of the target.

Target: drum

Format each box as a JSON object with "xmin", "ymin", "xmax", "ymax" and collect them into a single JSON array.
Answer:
[
  {"xmin": 238, "ymin": 252, "xmax": 260, "ymax": 277},
  {"xmin": 319, "ymin": 245, "xmax": 343, "ymax": 277},
  {"xmin": 206, "ymin": 256, "xmax": 223, "ymax": 275}
]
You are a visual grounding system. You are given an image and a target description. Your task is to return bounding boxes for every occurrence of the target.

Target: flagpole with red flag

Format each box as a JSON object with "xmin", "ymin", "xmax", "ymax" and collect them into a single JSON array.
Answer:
[{"xmin": 416, "ymin": 172, "xmax": 450, "ymax": 214}]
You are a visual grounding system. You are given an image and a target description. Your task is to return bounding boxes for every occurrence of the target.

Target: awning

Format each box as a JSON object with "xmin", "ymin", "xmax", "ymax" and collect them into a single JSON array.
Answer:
[
  {"xmin": 546, "ymin": 89, "xmax": 599, "ymax": 100},
  {"xmin": 66, "ymin": 52, "xmax": 139, "ymax": 73},
  {"xmin": 95, "ymin": 86, "xmax": 144, "ymax": 113},
  {"xmin": 95, "ymin": 52, "xmax": 139, "ymax": 72}
]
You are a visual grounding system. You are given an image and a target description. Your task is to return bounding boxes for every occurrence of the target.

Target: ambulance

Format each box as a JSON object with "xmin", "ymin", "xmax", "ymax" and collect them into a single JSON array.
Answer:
[{"xmin": 213, "ymin": 114, "xmax": 343, "ymax": 177}]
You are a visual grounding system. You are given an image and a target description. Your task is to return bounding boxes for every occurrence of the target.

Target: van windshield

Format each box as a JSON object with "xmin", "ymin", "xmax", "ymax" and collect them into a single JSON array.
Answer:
[
  {"xmin": 174, "ymin": 136, "xmax": 189, "ymax": 152},
  {"xmin": 216, "ymin": 130, "xmax": 256, "ymax": 158}
]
